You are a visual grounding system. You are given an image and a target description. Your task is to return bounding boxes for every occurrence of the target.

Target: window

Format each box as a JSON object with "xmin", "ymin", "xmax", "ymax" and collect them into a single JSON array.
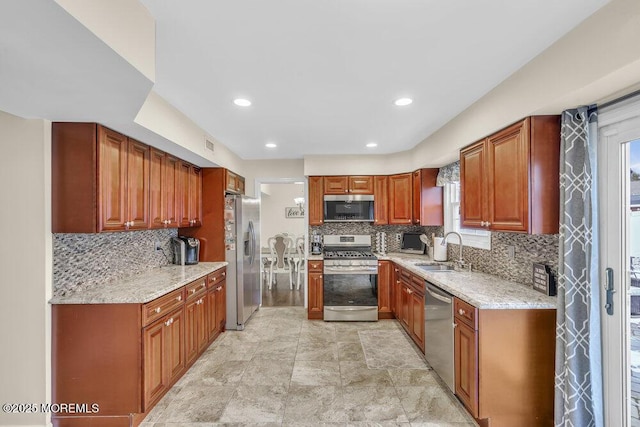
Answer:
[{"xmin": 443, "ymin": 182, "xmax": 491, "ymax": 250}]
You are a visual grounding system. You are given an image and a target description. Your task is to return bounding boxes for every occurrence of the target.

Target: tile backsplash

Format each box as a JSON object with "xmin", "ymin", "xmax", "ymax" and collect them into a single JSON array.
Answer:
[
  {"xmin": 312, "ymin": 223, "xmax": 559, "ymax": 287},
  {"xmin": 53, "ymin": 229, "xmax": 177, "ymax": 297}
]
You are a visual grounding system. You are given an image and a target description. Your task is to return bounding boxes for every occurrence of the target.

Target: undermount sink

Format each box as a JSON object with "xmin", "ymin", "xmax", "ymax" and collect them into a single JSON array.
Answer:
[{"xmin": 414, "ymin": 264, "xmax": 454, "ymax": 272}]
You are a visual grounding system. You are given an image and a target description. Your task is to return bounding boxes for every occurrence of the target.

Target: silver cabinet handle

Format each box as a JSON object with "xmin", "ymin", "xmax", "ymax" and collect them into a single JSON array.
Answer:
[
  {"xmin": 458, "ymin": 308, "xmax": 465, "ymax": 315},
  {"xmin": 155, "ymin": 307, "xmax": 161, "ymax": 313},
  {"xmin": 165, "ymin": 317, "xmax": 173, "ymax": 326},
  {"xmin": 176, "ymin": 295, "xmax": 182, "ymax": 302}
]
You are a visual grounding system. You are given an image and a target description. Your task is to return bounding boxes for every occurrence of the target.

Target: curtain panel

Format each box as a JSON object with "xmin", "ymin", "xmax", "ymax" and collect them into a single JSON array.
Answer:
[
  {"xmin": 555, "ymin": 106, "xmax": 603, "ymax": 427},
  {"xmin": 436, "ymin": 160, "xmax": 459, "ymax": 186}
]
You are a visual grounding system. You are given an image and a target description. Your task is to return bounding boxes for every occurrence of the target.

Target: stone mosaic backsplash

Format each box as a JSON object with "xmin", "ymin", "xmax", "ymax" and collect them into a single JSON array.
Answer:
[
  {"xmin": 312, "ymin": 223, "xmax": 559, "ymax": 287},
  {"xmin": 446, "ymin": 232, "xmax": 559, "ymax": 287},
  {"xmin": 310, "ymin": 223, "xmax": 439, "ymax": 253},
  {"xmin": 53, "ymin": 229, "xmax": 177, "ymax": 297}
]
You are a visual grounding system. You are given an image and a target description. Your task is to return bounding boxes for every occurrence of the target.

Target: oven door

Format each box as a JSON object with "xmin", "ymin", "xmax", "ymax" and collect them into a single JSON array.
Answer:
[{"xmin": 323, "ymin": 265, "xmax": 378, "ymax": 321}]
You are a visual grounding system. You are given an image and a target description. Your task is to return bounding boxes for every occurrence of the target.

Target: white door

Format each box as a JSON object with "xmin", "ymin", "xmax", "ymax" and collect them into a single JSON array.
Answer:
[{"xmin": 599, "ymin": 96, "xmax": 640, "ymax": 427}]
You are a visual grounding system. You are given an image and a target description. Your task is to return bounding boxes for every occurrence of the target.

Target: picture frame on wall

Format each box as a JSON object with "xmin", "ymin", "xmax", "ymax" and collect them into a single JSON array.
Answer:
[{"xmin": 285, "ymin": 206, "xmax": 304, "ymax": 218}]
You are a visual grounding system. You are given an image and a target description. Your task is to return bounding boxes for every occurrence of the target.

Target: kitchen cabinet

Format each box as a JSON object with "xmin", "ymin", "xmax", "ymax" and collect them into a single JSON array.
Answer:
[
  {"xmin": 308, "ymin": 176, "xmax": 324, "ymax": 226},
  {"xmin": 150, "ymin": 149, "xmax": 181, "ymax": 228},
  {"xmin": 396, "ymin": 267, "xmax": 425, "ymax": 351},
  {"xmin": 323, "ymin": 175, "xmax": 374, "ymax": 194},
  {"xmin": 373, "ymin": 175, "xmax": 389, "ymax": 225},
  {"xmin": 224, "ymin": 169, "xmax": 245, "ymax": 194},
  {"xmin": 52, "ymin": 267, "xmax": 227, "ymax": 426},
  {"xmin": 392, "ymin": 264, "xmax": 401, "ymax": 317},
  {"xmin": 178, "ymin": 162, "xmax": 202, "ymax": 228},
  {"xmin": 143, "ymin": 306, "xmax": 185, "ymax": 410},
  {"xmin": 388, "ymin": 173, "xmax": 413, "ymax": 224},
  {"xmin": 412, "ymin": 168, "xmax": 443, "ymax": 226},
  {"xmin": 377, "ymin": 260, "xmax": 392, "ymax": 318},
  {"xmin": 52, "ymin": 122, "xmax": 201, "ymax": 233},
  {"xmin": 307, "ymin": 260, "xmax": 324, "ymax": 319},
  {"xmin": 460, "ymin": 116, "xmax": 560, "ymax": 234},
  {"xmin": 207, "ymin": 268, "xmax": 227, "ymax": 341},
  {"xmin": 452, "ymin": 297, "xmax": 556, "ymax": 427}
]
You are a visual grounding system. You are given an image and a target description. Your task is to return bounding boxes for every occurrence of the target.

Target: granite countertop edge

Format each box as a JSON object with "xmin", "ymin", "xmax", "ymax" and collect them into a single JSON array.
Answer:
[
  {"xmin": 50, "ymin": 262, "xmax": 228, "ymax": 305},
  {"xmin": 376, "ymin": 252, "xmax": 555, "ymax": 310}
]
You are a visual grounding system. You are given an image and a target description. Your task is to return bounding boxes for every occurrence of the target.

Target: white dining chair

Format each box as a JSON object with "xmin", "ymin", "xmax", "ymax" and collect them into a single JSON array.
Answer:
[
  {"xmin": 267, "ymin": 234, "xmax": 294, "ymax": 289},
  {"xmin": 294, "ymin": 236, "xmax": 305, "ymax": 290}
]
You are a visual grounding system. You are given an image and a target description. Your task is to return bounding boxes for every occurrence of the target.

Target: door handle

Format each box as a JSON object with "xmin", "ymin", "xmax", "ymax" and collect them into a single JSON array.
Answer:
[{"xmin": 604, "ymin": 267, "xmax": 615, "ymax": 316}]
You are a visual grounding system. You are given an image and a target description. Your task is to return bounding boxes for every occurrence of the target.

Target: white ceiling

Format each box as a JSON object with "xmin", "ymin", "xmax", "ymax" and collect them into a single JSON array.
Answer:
[{"xmin": 142, "ymin": 0, "xmax": 608, "ymax": 160}]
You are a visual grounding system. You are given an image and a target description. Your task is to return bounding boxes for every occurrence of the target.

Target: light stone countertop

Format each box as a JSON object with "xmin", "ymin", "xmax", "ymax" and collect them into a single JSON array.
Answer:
[
  {"xmin": 377, "ymin": 252, "xmax": 556, "ymax": 310},
  {"xmin": 49, "ymin": 262, "xmax": 228, "ymax": 305}
]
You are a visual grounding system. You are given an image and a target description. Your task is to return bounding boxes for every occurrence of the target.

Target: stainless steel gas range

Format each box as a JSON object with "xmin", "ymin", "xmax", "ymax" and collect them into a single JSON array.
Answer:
[{"xmin": 322, "ymin": 235, "xmax": 378, "ymax": 321}]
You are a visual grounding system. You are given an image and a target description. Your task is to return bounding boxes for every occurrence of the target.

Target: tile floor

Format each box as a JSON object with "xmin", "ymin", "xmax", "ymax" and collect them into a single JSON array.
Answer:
[{"xmin": 141, "ymin": 306, "xmax": 477, "ymax": 427}]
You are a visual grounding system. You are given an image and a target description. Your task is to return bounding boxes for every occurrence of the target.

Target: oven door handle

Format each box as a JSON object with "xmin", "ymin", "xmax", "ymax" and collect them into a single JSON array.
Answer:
[{"xmin": 323, "ymin": 266, "xmax": 378, "ymax": 275}]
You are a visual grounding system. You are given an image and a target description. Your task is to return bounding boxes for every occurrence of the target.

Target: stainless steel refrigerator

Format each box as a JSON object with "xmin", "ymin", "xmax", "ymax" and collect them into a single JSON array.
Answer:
[{"xmin": 224, "ymin": 195, "xmax": 261, "ymax": 330}]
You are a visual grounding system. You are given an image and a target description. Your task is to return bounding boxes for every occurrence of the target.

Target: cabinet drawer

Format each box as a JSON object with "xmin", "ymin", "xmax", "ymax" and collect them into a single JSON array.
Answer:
[
  {"xmin": 308, "ymin": 260, "xmax": 323, "ymax": 272},
  {"xmin": 454, "ymin": 298, "xmax": 477, "ymax": 329},
  {"xmin": 143, "ymin": 288, "xmax": 185, "ymax": 327},
  {"xmin": 207, "ymin": 268, "xmax": 226, "ymax": 289},
  {"xmin": 410, "ymin": 274, "xmax": 425, "ymax": 295},
  {"xmin": 186, "ymin": 277, "xmax": 207, "ymax": 300}
]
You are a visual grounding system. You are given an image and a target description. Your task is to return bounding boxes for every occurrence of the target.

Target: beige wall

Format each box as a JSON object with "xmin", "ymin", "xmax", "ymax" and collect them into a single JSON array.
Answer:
[
  {"xmin": 0, "ymin": 111, "xmax": 51, "ymax": 426},
  {"xmin": 243, "ymin": 159, "xmax": 305, "ymax": 197},
  {"xmin": 260, "ymin": 183, "xmax": 306, "ymax": 248},
  {"xmin": 54, "ymin": 0, "xmax": 156, "ymax": 81}
]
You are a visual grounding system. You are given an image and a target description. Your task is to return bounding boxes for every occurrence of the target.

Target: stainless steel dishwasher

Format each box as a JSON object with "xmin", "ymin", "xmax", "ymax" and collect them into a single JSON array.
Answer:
[{"xmin": 424, "ymin": 281, "xmax": 454, "ymax": 392}]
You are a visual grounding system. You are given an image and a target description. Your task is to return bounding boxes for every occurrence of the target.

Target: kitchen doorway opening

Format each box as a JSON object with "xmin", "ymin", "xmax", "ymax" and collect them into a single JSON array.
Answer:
[
  {"xmin": 258, "ymin": 179, "xmax": 307, "ymax": 308},
  {"xmin": 600, "ymin": 94, "xmax": 640, "ymax": 427}
]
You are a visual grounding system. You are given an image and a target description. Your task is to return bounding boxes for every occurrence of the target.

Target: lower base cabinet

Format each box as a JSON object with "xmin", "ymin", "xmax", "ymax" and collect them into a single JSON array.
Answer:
[
  {"xmin": 52, "ymin": 267, "xmax": 226, "ymax": 427},
  {"xmin": 307, "ymin": 260, "xmax": 323, "ymax": 319},
  {"xmin": 396, "ymin": 267, "xmax": 425, "ymax": 352},
  {"xmin": 453, "ymin": 297, "xmax": 556, "ymax": 427}
]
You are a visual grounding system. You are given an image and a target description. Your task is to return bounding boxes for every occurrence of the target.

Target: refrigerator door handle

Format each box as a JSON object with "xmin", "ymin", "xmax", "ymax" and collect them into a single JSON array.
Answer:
[{"xmin": 248, "ymin": 220, "xmax": 255, "ymax": 265}]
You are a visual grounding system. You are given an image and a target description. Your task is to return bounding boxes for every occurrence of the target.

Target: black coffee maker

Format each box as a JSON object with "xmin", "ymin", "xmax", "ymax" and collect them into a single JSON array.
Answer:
[{"xmin": 171, "ymin": 236, "xmax": 200, "ymax": 265}]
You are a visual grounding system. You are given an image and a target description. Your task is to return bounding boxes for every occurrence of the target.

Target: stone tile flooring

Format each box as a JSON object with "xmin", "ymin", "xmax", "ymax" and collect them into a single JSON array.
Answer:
[{"xmin": 141, "ymin": 306, "xmax": 477, "ymax": 426}]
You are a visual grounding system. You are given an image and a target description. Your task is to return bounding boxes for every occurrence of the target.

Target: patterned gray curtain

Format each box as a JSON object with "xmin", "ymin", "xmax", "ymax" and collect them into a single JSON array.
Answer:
[
  {"xmin": 436, "ymin": 160, "xmax": 460, "ymax": 186},
  {"xmin": 555, "ymin": 106, "xmax": 603, "ymax": 427}
]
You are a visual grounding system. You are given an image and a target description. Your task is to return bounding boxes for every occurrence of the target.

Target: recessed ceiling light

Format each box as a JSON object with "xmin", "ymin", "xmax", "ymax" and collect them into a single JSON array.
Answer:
[
  {"xmin": 265, "ymin": 143, "xmax": 277, "ymax": 148},
  {"xmin": 366, "ymin": 142, "xmax": 378, "ymax": 148},
  {"xmin": 233, "ymin": 98, "xmax": 252, "ymax": 107},
  {"xmin": 394, "ymin": 97, "xmax": 413, "ymax": 106}
]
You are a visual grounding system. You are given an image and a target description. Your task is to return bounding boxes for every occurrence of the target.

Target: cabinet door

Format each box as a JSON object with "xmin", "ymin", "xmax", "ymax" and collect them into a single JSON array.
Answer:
[
  {"xmin": 185, "ymin": 298, "xmax": 199, "ymax": 364},
  {"xmin": 348, "ymin": 176, "xmax": 374, "ymax": 194},
  {"xmin": 189, "ymin": 166, "xmax": 202, "ymax": 227},
  {"xmin": 392, "ymin": 265, "xmax": 401, "ymax": 317},
  {"xmin": 179, "ymin": 161, "xmax": 192, "ymax": 227},
  {"xmin": 460, "ymin": 140, "xmax": 486, "ymax": 229},
  {"xmin": 486, "ymin": 119, "xmax": 529, "ymax": 232},
  {"xmin": 149, "ymin": 148, "xmax": 165, "ymax": 229},
  {"xmin": 127, "ymin": 138, "xmax": 150, "ymax": 229},
  {"xmin": 215, "ymin": 280, "xmax": 226, "ymax": 333},
  {"xmin": 400, "ymin": 283, "xmax": 410, "ymax": 330},
  {"xmin": 165, "ymin": 155, "xmax": 180, "ymax": 227},
  {"xmin": 143, "ymin": 320, "xmax": 166, "ymax": 410},
  {"xmin": 377, "ymin": 261, "xmax": 392, "ymax": 316},
  {"xmin": 388, "ymin": 173, "xmax": 413, "ymax": 224},
  {"xmin": 98, "ymin": 126, "xmax": 128, "ymax": 231},
  {"xmin": 166, "ymin": 308, "xmax": 186, "ymax": 385},
  {"xmin": 455, "ymin": 320, "xmax": 479, "ymax": 417},
  {"xmin": 373, "ymin": 175, "xmax": 388, "ymax": 225},
  {"xmin": 410, "ymin": 290, "xmax": 425, "ymax": 350},
  {"xmin": 308, "ymin": 271, "xmax": 324, "ymax": 319},
  {"xmin": 412, "ymin": 170, "xmax": 421, "ymax": 224},
  {"xmin": 308, "ymin": 176, "xmax": 324, "ymax": 226},
  {"xmin": 324, "ymin": 176, "xmax": 349, "ymax": 194},
  {"xmin": 206, "ymin": 288, "xmax": 217, "ymax": 341}
]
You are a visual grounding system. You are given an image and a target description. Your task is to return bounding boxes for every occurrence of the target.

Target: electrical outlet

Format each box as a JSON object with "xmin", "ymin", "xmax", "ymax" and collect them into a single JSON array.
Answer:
[
  {"xmin": 395, "ymin": 233, "xmax": 401, "ymax": 243},
  {"xmin": 507, "ymin": 245, "xmax": 515, "ymax": 259},
  {"xmin": 155, "ymin": 241, "xmax": 162, "ymax": 251}
]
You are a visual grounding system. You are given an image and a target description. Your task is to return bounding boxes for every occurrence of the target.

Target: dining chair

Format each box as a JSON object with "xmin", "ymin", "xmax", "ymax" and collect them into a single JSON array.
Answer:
[
  {"xmin": 294, "ymin": 236, "xmax": 305, "ymax": 290},
  {"xmin": 267, "ymin": 234, "xmax": 294, "ymax": 289}
]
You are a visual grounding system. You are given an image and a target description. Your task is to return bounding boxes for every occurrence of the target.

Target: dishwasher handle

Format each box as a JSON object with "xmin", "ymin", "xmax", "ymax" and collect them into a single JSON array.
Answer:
[{"xmin": 426, "ymin": 283, "xmax": 453, "ymax": 304}]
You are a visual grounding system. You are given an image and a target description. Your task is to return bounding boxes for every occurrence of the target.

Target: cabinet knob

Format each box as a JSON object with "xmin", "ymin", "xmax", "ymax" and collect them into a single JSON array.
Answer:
[
  {"xmin": 458, "ymin": 308, "xmax": 466, "ymax": 315},
  {"xmin": 319, "ymin": 275, "xmax": 322, "ymax": 278},
  {"xmin": 155, "ymin": 307, "xmax": 161, "ymax": 313},
  {"xmin": 216, "ymin": 286, "xmax": 222, "ymax": 291},
  {"xmin": 191, "ymin": 289, "xmax": 197, "ymax": 294},
  {"xmin": 176, "ymin": 295, "xmax": 182, "ymax": 302},
  {"xmin": 486, "ymin": 221, "xmax": 491, "ymax": 227},
  {"xmin": 212, "ymin": 277, "xmax": 216, "ymax": 282},
  {"xmin": 408, "ymin": 289, "xmax": 413, "ymax": 295},
  {"xmin": 222, "ymin": 272, "xmax": 226, "ymax": 277}
]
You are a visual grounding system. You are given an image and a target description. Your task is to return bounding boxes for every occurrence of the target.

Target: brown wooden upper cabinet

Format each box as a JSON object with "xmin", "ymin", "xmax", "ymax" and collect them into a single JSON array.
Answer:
[
  {"xmin": 373, "ymin": 175, "xmax": 389, "ymax": 225},
  {"xmin": 324, "ymin": 175, "xmax": 374, "ymax": 194},
  {"xmin": 460, "ymin": 116, "xmax": 560, "ymax": 234},
  {"xmin": 52, "ymin": 122, "xmax": 201, "ymax": 233},
  {"xmin": 412, "ymin": 168, "xmax": 443, "ymax": 226},
  {"xmin": 388, "ymin": 173, "xmax": 413, "ymax": 224},
  {"xmin": 308, "ymin": 176, "xmax": 324, "ymax": 226},
  {"xmin": 224, "ymin": 169, "xmax": 245, "ymax": 194}
]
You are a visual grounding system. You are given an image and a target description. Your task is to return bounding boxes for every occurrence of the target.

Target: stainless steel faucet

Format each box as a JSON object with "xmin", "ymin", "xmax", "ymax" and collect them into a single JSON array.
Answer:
[{"xmin": 441, "ymin": 231, "xmax": 471, "ymax": 271}]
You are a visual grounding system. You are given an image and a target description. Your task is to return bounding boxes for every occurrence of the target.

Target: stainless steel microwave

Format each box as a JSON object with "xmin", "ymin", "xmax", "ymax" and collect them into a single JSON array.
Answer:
[{"xmin": 323, "ymin": 195, "xmax": 374, "ymax": 222}]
